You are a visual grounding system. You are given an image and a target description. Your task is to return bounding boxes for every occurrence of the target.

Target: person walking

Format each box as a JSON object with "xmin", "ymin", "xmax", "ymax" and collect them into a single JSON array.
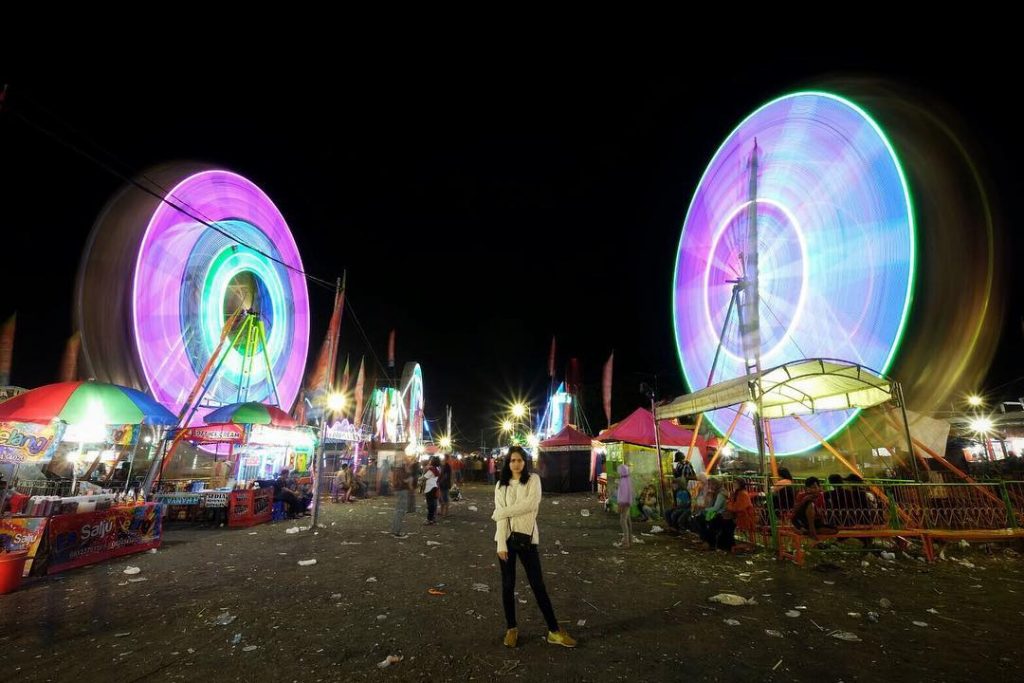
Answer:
[{"xmin": 391, "ymin": 458, "xmax": 415, "ymax": 538}]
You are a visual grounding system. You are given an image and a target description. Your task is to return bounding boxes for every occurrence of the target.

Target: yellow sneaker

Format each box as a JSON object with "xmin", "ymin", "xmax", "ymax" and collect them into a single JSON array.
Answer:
[
  {"xmin": 546, "ymin": 629, "xmax": 577, "ymax": 648},
  {"xmin": 503, "ymin": 627, "xmax": 518, "ymax": 647}
]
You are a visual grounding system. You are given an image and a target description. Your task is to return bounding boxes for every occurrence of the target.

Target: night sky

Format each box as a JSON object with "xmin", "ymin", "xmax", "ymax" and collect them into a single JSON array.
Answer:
[{"xmin": 2, "ymin": 53, "xmax": 1021, "ymax": 445}]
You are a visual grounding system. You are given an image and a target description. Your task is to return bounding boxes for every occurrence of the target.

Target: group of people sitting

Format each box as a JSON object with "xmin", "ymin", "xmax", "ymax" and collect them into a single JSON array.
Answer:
[
  {"xmin": 272, "ymin": 469, "xmax": 313, "ymax": 518},
  {"xmin": 669, "ymin": 477, "xmax": 757, "ymax": 552},
  {"xmin": 613, "ymin": 452, "xmax": 758, "ymax": 554},
  {"xmin": 620, "ymin": 452, "xmax": 889, "ymax": 554},
  {"xmin": 660, "ymin": 453, "xmax": 757, "ymax": 552},
  {"xmin": 773, "ymin": 468, "xmax": 882, "ymax": 538}
]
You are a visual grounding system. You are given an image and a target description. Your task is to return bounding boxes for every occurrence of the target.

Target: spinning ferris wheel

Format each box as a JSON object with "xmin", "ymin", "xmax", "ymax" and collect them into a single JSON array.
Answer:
[
  {"xmin": 672, "ymin": 92, "xmax": 916, "ymax": 454},
  {"xmin": 76, "ymin": 166, "xmax": 310, "ymax": 424}
]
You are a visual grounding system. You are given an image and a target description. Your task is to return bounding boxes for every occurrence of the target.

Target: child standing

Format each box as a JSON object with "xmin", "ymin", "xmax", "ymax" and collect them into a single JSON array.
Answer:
[{"xmin": 616, "ymin": 464, "xmax": 634, "ymax": 548}]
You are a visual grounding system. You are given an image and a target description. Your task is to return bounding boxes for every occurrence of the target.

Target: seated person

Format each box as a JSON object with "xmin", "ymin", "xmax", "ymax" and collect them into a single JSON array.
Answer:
[
  {"xmin": 333, "ymin": 464, "xmax": 355, "ymax": 503},
  {"xmin": 822, "ymin": 473, "xmax": 846, "ymax": 526},
  {"xmin": 771, "ymin": 467, "xmax": 796, "ymax": 515},
  {"xmin": 791, "ymin": 477, "xmax": 837, "ymax": 540},
  {"xmin": 666, "ymin": 478, "xmax": 692, "ymax": 530},
  {"xmin": 843, "ymin": 473, "xmax": 881, "ymax": 524},
  {"xmin": 687, "ymin": 476, "xmax": 711, "ymax": 535},
  {"xmin": 273, "ymin": 469, "xmax": 304, "ymax": 517},
  {"xmin": 293, "ymin": 476, "xmax": 313, "ymax": 514},
  {"xmin": 698, "ymin": 478, "xmax": 727, "ymax": 548},
  {"xmin": 637, "ymin": 484, "xmax": 659, "ymax": 522},
  {"xmin": 353, "ymin": 469, "xmax": 368, "ymax": 498}
]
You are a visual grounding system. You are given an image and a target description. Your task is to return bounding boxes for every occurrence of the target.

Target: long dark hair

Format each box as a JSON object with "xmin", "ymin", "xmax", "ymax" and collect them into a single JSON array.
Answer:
[{"xmin": 498, "ymin": 446, "xmax": 531, "ymax": 487}]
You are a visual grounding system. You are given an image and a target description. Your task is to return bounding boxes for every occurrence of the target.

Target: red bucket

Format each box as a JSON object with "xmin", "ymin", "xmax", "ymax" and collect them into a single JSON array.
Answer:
[{"xmin": 0, "ymin": 552, "xmax": 28, "ymax": 594}]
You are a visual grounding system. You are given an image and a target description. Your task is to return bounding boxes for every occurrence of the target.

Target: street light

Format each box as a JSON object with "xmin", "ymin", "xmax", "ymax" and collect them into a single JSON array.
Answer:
[
  {"xmin": 327, "ymin": 392, "xmax": 346, "ymax": 413},
  {"xmin": 312, "ymin": 389, "xmax": 345, "ymax": 530},
  {"xmin": 970, "ymin": 416, "xmax": 993, "ymax": 434},
  {"xmin": 511, "ymin": 402, "xmax": 527, "ymax": 419},
  {"xmin": 967, "ymin": 395, "xmax": 984, "ymax": 407},
  {"xmin": 439, "ymin": 435, "xmax": 452, "ymax": 450},
  {"xmin": 501, "ymin": 419, "xmax": 513, "ymax": 433}
]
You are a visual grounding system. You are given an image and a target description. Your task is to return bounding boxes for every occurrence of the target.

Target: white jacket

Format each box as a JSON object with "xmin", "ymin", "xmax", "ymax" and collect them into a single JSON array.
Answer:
[
  {"xmin": 423, "ymin": 468, "xmax": 438, "ymax": 494},
  {"xmin": 492, "ymin": 475, "xmax": 542, "ymax": 553}
]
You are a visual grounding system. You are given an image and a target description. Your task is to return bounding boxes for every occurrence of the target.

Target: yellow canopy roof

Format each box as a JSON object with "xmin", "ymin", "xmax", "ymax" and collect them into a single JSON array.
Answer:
[{"xmin": 655, "ymin": 358, "xmax": 893, "ymax": 421}]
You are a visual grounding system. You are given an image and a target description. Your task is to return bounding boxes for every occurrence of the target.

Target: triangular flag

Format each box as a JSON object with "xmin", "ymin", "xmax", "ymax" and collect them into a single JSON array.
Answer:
[
  {"xmin": 602, "ymin": 351, "xmax": 614, "ymax": 427},
  {"xmin": 353, "ymin": 356, "xmax": 367, "ymax": 426}
]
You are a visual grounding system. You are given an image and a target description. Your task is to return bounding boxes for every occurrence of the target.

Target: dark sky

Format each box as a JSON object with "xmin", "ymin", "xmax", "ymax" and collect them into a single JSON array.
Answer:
[{"xmin": 2, "ymin": 53, "xmax": 1021, "ymax": 445}]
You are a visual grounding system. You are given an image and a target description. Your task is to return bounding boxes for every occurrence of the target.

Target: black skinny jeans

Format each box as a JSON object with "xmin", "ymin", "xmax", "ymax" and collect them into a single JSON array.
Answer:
[
  {"xmin": 500, "ymin": 543, "xmax": 559, "ymax": 632},
  {"xmin": 426, "ymin": 490, "xmax": 438, "ymax": 521}
]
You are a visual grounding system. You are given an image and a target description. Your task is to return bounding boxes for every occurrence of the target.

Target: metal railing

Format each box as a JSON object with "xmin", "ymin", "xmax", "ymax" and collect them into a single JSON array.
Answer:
[
  {"xmin": 684, "ymin": 475, "xmax": 1024, "ymax": 550},
  {"xmin": 13, "ymin": 479, "xmax": 74, "ymax": 497}
]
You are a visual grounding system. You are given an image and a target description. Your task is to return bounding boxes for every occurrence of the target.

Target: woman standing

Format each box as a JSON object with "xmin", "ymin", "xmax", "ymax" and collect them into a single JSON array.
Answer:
[
  {"xmin": 491, "ymin": 446, "xmax": 576, "ymax": 649},
  {"xmin": 422, "ymin": 456, "xmax": 440, "ymax": 525}
]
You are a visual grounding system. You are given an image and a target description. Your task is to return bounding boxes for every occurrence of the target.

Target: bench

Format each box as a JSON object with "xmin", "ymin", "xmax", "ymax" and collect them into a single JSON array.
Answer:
[
  {"xmin": 777, "ymin": 526, "xmax": 926, "ymax": 565},
  {"xmin": 920, "ymin": 528, "xmax": 1024, "ymax": 559}
]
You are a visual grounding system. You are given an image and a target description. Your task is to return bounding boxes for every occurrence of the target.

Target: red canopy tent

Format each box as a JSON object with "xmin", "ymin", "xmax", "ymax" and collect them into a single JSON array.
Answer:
[
  {"xmin": 594, "ymin": 408, "xmax": 709, "ymax": 509},
  {"xmin": 539, "ymin": 425, "xmax": 593, "ymax": 449},
  {"xmin": 596, "ymin": 407, "xmax": 707, "ymax": 457}
]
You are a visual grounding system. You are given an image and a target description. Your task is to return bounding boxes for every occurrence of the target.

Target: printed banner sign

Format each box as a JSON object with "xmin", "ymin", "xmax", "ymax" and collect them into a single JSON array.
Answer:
[
  {"xmin": 201, "ymin": 492, "xmax": 229, "ymax": 509},
  {"xmin": 0, "ymin": 420, "xmax": 67, "ymax": 464},
  {"xmin": 186, "ymin": 424, "xmax": 246, "ymax": 444},
  {"xmin": 153, "ymin": 493, "xmax": 202, "ymax": 506},
  {"xmin": 47, "ymin": 503, "xmax": 163, "ymax": 574},
  {"xmin": 109, "ymin": 424, "xmax": 137, "ymax": 447},
  {"xmin": 228, "ymin": 488, "xmax": 273, "ymax": 528},
  {"xmin": 0, "ymin": 516, "xmax": 48, "ymax": 576}
]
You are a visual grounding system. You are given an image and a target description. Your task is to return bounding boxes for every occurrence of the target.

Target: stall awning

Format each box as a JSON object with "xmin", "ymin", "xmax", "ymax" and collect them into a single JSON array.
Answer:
[
  {"xmin": 539, "ymin": 425, "xmax": 593, "ymax": 450},
  {"xmin": 655, "ymin": 358, "xmax": 893, "ymax": 421},
  {"xmin": 596, "ymin": 407, "xmax": 705, "ymax": 449}
]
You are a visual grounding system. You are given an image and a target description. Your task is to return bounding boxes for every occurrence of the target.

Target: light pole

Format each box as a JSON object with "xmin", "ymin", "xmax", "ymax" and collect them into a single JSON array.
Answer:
[
  {"xmin": 514, "ymin": 402, "xmax": 531, "ymax": 441},
  {"xmin": 311, "ymin": 391, "xmax": 345, "ymax": 530},
  {"xmin": 641, "ymin": 382, "xmax": 670, "ymax": 515}
]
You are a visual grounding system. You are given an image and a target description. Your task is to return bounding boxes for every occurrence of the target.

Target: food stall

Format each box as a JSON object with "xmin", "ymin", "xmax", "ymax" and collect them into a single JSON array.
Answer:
[
  {"xmin": 1, "ymin": 382, "xmax": 176, "ymax": 581},
  {"xmin": 152, "ymin": 407, "xmax": 316, "ymax": 528}
]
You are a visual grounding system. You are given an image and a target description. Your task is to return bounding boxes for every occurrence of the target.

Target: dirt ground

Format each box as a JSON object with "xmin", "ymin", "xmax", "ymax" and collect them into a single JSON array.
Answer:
[{"xmin": 2, "ymin": 482, "xmax": 1023, "ymax": 682}]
